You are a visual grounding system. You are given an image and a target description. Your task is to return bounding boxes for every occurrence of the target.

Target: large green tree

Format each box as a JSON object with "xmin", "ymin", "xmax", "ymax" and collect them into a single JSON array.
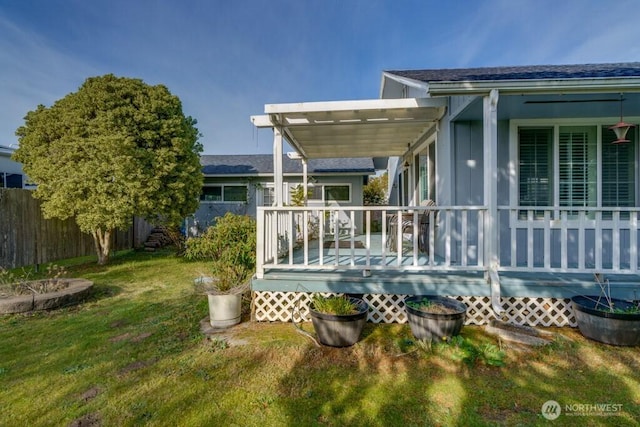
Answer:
[{"xmin": 13, "ymin": 74, "xmax": 203, "ymax": 264}]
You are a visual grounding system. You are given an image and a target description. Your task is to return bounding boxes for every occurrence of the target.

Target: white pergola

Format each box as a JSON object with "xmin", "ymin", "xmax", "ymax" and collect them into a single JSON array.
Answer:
[{"xmin": 251, "ymin": 97, "xmax": 447, "ymax": 206}]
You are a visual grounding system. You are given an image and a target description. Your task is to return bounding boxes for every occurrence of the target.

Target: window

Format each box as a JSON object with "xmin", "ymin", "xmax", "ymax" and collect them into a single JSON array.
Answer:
[
  {"xmin": 200, "ymin": 185, "xmax": 247, "ymax": 202},
  {"xmin": 519, "ymin": 128, "xmax": 552, "ymax": 207},
  {"xmin": 200, "ymin": 186, "xmax": 222, "ymax": 202},
  {"xmin": 293, "ymin": 183, "xmax": 351, "ymax": 203},
  {"xmin": 224, "ymin": 186, "xmax": 247, "ymax": 202},
  {"xmin": 516, "ymin": 122, "xmax": 636, "ymax": 216},
  {"xmin": 324, "ymin": 185, "xmax": 350, "ymax": 202},
  {"xmin": 0, "ymin": 173, "xmax": 23, "ymax": 188},
  {"xmin": 558, "ymin": 126, "xmax": 597, "ymax": 208},
  {"xmin": 602, "ymin": 126, "xmax": 635, "ymax": 208},
  {"xmin": 262, "ymin": 186, "xmax": 275, "ymax": 206}
]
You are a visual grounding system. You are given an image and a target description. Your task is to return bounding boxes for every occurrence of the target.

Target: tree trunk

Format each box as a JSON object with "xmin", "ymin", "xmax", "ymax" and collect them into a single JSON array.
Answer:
[{"xmin": 92, "ymin": 229, "xmax": 112, "ymax": 265}]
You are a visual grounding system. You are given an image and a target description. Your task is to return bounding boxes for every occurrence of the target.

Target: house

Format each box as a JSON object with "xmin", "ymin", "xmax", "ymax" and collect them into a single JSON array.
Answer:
[
  {"xmin": 190, "ymin": 154, "xmax": 375, "ymax": 234},
  {"xmin": 0, "ymin": 144, "xmax": 26, "ymax": 188},
  {"xmin": 250, "ymin": 62, "xmax": 640, "ymax": 327}
]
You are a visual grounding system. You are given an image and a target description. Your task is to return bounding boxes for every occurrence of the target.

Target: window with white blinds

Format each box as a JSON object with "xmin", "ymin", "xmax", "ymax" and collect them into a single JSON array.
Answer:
[
  {"xmin": 558, "ymin": 126, "xmax": 597, "ymax": 208},
  {"xmin": 602, "ymin": 125, "xmax": 635, "ymax": 208},
  {"xmin": 519, "ymin": 128, "xmax": 552, "ymax": 207},
  {"xmin": 518, "ymin": 123, "xmax": 637, "ymax": 212}
]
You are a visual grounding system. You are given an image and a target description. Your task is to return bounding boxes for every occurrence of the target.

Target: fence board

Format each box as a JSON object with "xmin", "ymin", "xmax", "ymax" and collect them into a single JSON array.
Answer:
[{"xmin": 0, "ymin": 189, "xmax": 151, "ymax": 268}]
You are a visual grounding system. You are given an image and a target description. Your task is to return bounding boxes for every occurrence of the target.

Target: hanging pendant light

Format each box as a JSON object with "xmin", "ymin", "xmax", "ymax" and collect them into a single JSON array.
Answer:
[{"xmin": 609, "ymin": 94, "xmax": 635, "ymax": 144}]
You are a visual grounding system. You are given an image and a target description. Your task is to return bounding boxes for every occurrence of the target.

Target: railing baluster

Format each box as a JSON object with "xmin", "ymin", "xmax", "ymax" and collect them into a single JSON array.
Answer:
[
  {"xmin": 509, "ymin": 209, "xmax": 516, "ymax": 268},
  {"xmin": 543, "ymin": 210, "xmax": 550, "ymax": 269},
  {"xmin": 396, "ymin": 209, "xmax": 402, "ymax": 267},
  {"xmin": 613, "ymin": 211, "xmax": 620, "ymax": 271},
  {"xmin": 350, "ymin": 210, "xmax": 355, "ymax": 267},
  {"xmin": 560, "ymin": 210, "xmax": 567, "ymax": 270},
  {"xmin": 381, "ymin": 210, "xmax": 387, "ymax": 266},
  {"xmin": 595, "ymin": 211, "xmax": 602, "ymax": 270},
  {"xmin": 445, "ymin": 208, "xmax": 451, "ymax": 266},
  {"xmin": 631, "ymin": 212, "xmax": 638, "ymax": 271},
  {"xmin": 527, "ymin": 210, "xmax": 534, "ymax": 269},
  {"xmin": 412, "ymin": 210, "xmax": 419, "ymax": 267},
  {"xmin": 477, "ymin": 210, "xmax": 484, "ymax": 268},
  {"xmin": 365, "ymin": 210, "xmax": 371, "ymax": 268},
  {"xmin": 334, "ymin": 210, "xmax": 339, "ymax": 266},
  {"xmin": 461, "ymin": 209, "xmax": 468, "ymax": 267},
  {"xmin": 288, "ymin": 211, "xmax": 294, "ymax": 265},
  {"xmin": 303, "ymin": 210, "xmax": 309, "ymax": 266},
  {"xmin": 319, "ymin": 209, "xmax": 324, "ymax": 266},
  {"xmin": 578, "ymin": 211, "xmax": 585, "ymax": 270}
]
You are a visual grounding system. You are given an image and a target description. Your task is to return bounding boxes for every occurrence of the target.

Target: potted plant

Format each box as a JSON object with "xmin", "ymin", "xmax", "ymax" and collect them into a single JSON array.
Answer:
[
  {"xmin": 571, "ymin": 277, "xmax": 640, "ymax": 346},
  {"xmin": 196, "ymin": 269, "xmax": 249, "ymax": 328},
  {"xmin": 185, "ymin": 213, "xmax": 256, "ymax": 329},
  {"xmin": 404, "ymin": 295, "xmax": 467, "ymax": 341},
  {"xmin": 309, "ymin": 294, "xmax": 369, "ymax": 347}
]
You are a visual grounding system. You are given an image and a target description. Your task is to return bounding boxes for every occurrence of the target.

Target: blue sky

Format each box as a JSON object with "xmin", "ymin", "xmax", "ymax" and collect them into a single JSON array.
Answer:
[{"xmin": 1, "ymin": 0, "xmax": 639, "ymax": 154}]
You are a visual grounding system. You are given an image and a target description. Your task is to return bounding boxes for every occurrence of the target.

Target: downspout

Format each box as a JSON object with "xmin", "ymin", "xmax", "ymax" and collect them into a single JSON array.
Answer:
[{"xmin": 483, "ymin": 89, "xmax": 503, "ymax": 316}]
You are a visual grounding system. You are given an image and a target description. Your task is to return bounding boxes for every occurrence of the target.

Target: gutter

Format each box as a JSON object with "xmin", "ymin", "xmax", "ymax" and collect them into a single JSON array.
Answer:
[{"xmin": 428, "ymin": 77, "xmax": 640, "ymax": 96}]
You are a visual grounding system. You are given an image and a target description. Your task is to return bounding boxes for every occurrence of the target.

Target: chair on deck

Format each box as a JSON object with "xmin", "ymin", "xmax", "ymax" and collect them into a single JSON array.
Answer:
[{"xmin": 386, "ymin": 200, "xmax": 436, "ymax": 254}]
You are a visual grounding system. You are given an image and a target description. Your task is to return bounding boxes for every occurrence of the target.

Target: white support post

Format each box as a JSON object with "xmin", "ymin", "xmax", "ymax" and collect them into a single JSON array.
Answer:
[
  {"xmin": 302, "ymin": 158, "xmax": 308, "ymax": 205},
  {"xmin": 273, "ymin": 128, "xmax": 284, "ymax": 207},
  {"xmin": 484, "ymin": 89, "xmax": 501, "ymax": 314}
]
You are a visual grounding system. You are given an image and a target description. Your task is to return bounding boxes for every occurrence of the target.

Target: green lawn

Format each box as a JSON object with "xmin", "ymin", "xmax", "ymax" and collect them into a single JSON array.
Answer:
[{"xmin": 0, "ymin": 249, "xmax": 638, "ymax": 426}]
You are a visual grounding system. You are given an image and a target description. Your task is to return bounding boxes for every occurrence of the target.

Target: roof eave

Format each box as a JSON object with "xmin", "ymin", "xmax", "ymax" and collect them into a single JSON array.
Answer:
[
  {"xmin": 428, "ymin": 77, "xmax": 640, "ymax": 96},
  {"xmin": 380, "ymin": 72, "xmax": 430, "ymax": 97}
]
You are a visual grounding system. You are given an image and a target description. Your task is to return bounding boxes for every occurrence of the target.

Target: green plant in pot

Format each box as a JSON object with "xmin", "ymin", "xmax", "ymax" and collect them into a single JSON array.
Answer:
[
  {"xmin": 185, "ymin": 213, "xmax": 255, "ymax": 328},
  {"xmin": 571, "ymin": 275, "xmax": 640, "ymax": 346},
  {"xmin": 309, "ymin": 294, "xmax": 369, "ymax": 347},
  {"xmin": 404, "ymin": 295, "xmax": 467, "ymax": 341}
]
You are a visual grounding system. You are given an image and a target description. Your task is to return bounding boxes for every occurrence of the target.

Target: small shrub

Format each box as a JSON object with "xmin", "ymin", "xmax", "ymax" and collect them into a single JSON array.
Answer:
[
  {"xmin": 0, "ymin": 264, "xmax": 68, "ymax": 296},
  {"xmin": 400, "ymin": 335, "xmax": 506, "ymax": 367},
  {"xmin": 183, "ymin": 213, "xmax": 256, "ymax": 292}
]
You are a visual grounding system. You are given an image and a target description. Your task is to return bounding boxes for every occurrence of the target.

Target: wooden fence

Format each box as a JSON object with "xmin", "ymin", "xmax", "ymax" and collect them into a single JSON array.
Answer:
[{"xmin": 0, "ymin": 189, "xmax": 153, "ymax": 269}]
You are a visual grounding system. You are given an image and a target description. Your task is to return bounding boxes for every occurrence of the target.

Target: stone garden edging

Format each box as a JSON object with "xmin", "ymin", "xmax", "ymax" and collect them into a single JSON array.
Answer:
[{"xmin": 0, "ymin": 279, "xmax": 93, "ymax": 314}]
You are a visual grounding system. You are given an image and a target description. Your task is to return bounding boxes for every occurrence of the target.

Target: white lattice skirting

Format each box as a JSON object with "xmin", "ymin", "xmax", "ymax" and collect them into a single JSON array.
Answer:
[{"xmin": 252, "ymin": 291, "xmax": 577, "ymax": 327}]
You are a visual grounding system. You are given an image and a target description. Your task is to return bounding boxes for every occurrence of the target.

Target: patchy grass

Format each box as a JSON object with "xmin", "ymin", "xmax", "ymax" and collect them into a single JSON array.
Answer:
[{"xmin": 0, "ymin": 249, "xmax": 638, "ymax": 426}]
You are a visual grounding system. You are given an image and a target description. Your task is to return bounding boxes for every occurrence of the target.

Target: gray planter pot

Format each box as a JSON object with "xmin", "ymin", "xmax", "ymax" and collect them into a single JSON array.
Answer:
[
  {"xmin": 404, "ymin": 295, "xmax": 467, "ymax": 341},
  {"xmin": 310, "ymin": 297, "xmax": 368, "ymax": 347},
  {"xmin": 571, "ymin": 296, "xmax": 640, "ymax": 346},
  {"xmin": 207, "ymin": 294, "xmax": 242, "ymax": 328}
]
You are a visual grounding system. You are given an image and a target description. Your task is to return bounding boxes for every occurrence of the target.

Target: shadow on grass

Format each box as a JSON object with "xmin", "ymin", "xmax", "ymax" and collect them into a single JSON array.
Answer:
[{"xmin": 274, "ymin": 324, "xmax": 640, "ymax": 426}]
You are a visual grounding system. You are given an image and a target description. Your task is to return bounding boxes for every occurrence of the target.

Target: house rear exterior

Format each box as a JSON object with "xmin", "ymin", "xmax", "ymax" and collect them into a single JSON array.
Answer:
[
  {"xmin": 191, "ymin": 155, "xmax": 374, "ymax": 234},
  {"xmin": 250, "ymin": 63, "xmax": 640, "ymax": 327}
]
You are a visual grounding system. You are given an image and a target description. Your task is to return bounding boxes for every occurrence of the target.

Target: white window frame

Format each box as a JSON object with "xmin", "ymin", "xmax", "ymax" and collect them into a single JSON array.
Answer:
[
  {"xmin": 200, "ymin": 184, "xmax": 248, "ymax": 203},
  {"xmin": 305, "ymin": 183, "xmax": 351, "ymax": 203},
  {"xmin": 509, "ymin": 118, "xmax": 639, "ymax": 226}
]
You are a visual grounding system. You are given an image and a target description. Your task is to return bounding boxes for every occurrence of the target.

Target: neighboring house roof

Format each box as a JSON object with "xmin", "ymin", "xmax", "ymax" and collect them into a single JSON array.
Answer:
[
  {"xmin": 386, "ymin": 62, "xmax": 640, "ymax": 83},
  {"xmin": 201, "ymin": 155, "xmax": 375, "ymax": 176},
  {"xmin": 0, "ymin": 144, "xmax": 15, "ymax": 156}
]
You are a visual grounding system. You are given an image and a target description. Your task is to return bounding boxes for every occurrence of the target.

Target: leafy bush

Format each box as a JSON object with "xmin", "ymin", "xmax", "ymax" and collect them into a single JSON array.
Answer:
[
  {"xmin": 363, "ymin": 173, "xmax": 388, "ymax": 206},
  {"xmin": 184, "ymin": 213, "xmax": 256, "ymax": 292}
]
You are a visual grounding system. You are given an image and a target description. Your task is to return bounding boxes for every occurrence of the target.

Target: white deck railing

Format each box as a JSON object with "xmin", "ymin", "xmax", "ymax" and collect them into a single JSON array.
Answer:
[
  {"xmin": 256, "ymin": 205, "xmax": 487, "ymax": 278},
  {"xmin": 498, "ymin": 206, "xmax": 640, "ymax": 274},
  {"xmin": 256, "ymin": 205, "xmax": 640, "ymax": 278}
]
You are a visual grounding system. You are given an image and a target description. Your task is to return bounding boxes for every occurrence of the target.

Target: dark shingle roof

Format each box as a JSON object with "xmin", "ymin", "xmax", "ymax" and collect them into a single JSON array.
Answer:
[
  {"xmin": 200, "ymin": 155, "xmax": 374, "ymax": 175},
  {"xmin": 387, "ymin": 62, "xmax": 640, "ymax": 83}
]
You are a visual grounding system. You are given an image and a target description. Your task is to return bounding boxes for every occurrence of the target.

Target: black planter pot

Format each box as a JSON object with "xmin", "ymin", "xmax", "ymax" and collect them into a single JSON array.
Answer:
[
  {"xmin": 571, "ymin": 296, "xmax": 640, "ymax": 346},
  {"xmin": 404, "ymin": 295, "xmax": 467, "ymax": 341},
  {"xmin": 310, "ymin": 297, "xmax": 368, "ymax": 347}
]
